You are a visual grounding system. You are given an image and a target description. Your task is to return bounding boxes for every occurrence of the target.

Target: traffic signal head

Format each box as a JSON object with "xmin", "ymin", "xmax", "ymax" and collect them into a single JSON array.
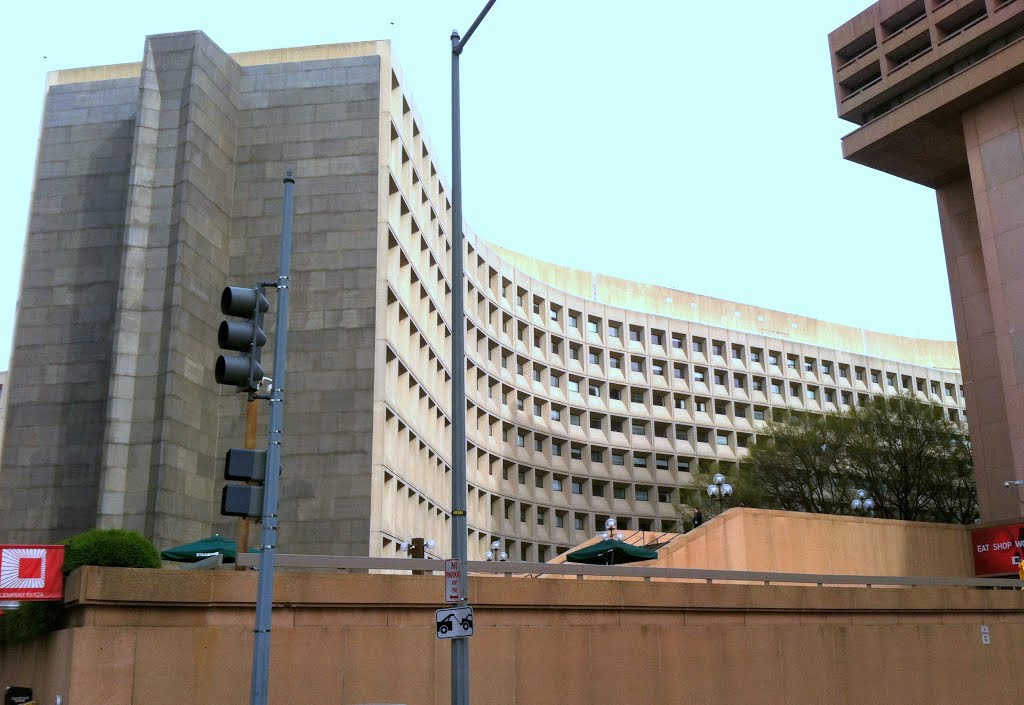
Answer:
[
  {"xmin": 221, "ymin": 448, "xmax": 268, "ymax": 519},
  {"xmin": 215, "ymin": 286, "xmax": 270, "ymax": 391}
]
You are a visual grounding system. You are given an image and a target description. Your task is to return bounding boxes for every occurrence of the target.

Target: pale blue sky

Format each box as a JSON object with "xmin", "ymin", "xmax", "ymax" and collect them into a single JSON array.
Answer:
[{"xmin": 0, "ymin": 1, "xmax": 954, "ymax": 370}]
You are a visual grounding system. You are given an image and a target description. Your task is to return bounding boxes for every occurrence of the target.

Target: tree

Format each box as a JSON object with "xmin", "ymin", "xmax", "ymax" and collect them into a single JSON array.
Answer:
[
  {"xmin": 846, "ymin": 394, "xmax": 977, "ymax": 523},
  {"xmin": 737, "ymin": 395, "xmax": 978, "ymax": 524},
  {"xmin": 738, "ymin": 411, "xmax": 851, "ymax": 514}
]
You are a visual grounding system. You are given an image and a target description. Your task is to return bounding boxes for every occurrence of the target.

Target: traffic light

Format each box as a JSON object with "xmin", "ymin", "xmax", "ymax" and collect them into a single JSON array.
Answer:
[
  {"xmin": 220, "ymin": 448, "xmax": 267, "ymax": 518},
  {"xmin": 215, "ymin": 286, "xmax": 269, "ymax": 392}
]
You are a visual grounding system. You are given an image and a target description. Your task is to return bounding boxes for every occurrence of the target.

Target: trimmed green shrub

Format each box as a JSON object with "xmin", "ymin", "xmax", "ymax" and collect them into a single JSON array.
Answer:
[
  {"xmin": 0, "ymin": 529, "xmax": 160, "ymax": 644},
  {"xmin": 61, "ymin": 529, "xmax": 161, "ymax": 574}
]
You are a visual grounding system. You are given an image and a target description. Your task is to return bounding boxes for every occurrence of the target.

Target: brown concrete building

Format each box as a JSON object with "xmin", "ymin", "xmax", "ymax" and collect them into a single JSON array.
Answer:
[
  {"xmin": 0, "ymin": 31, "xmax": 966, "ymax": 559},
  {"xmin": 831, "ymin": 0, "xmax": 1024, "ymax": 523}
]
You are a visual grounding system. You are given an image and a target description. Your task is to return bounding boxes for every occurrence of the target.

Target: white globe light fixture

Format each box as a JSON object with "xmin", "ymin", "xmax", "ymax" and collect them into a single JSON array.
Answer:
[
  {"xmin": 851, "ymin": 489, "xmax": 875, "ymax": 516},
  {"xmin": 705, "ymin": 473, "xmax": 736, "ymax": 517},
  {"xmin": 485, "ymin": 539, "xmax": 508, "ymax": 561}
]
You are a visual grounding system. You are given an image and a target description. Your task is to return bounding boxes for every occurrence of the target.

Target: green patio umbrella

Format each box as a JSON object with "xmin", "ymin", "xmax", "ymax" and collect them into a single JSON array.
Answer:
[
  {"xmin": 160, "ymin": 535, "xmax": 237, "ymax": 563},
  {"xmin": 565, "ymin": 539, "xmax": 659, "ymax": 566}
]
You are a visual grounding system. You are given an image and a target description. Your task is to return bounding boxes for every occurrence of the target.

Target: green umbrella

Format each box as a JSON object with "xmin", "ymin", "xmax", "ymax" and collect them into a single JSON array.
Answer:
[
  {"xmin": 565, "ymin": 539, "xmax": 659, "ymax": 566},
  {"xmin": 160, "ymin": 535, "xmax": 237, "ymax": 563}
]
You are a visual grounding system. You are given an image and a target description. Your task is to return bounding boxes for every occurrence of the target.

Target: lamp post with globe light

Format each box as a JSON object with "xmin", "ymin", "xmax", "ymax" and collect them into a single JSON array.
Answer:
[
  {"xmin": 599, "ymin": 517, "xmax": 625, "ymax": 542},
  {"xmin": 706, "ymin": 473, "xmax": 734, "ymax": 518},
  {"xmin": 485, "ymin": 539, "xmax": 508, "ymax": 562},
  {"xmin": 851, "ymin": 489, "xmax": 875, "ymax": 516}
]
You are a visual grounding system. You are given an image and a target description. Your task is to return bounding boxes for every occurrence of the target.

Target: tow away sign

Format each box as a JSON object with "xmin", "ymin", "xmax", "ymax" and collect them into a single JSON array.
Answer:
[
  {"xmin": 436, "ymin": 606, "xmax": 473, "ymax": 639},
  {"xmin": 444, "ymin": 558, "xmax": 463, "ymax": 603}
]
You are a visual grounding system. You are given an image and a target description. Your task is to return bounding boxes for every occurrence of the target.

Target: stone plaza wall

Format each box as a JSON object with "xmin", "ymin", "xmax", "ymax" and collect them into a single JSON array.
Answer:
[{"xmin": 1, "ymin": 566, "xmax": 1022, "ymax": 705}]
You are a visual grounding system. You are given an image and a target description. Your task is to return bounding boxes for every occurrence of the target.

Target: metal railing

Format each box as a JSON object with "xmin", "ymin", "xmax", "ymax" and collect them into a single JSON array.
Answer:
[{"xmin": 234, "ymin": 554, "xmax": 1024, "ymax": 589}]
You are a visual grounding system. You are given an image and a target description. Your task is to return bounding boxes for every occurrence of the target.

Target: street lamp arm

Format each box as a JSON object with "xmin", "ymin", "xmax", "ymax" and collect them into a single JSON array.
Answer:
[{"xmin": 453, "ymin": 0, "xmax": 498, "ymax": 54}]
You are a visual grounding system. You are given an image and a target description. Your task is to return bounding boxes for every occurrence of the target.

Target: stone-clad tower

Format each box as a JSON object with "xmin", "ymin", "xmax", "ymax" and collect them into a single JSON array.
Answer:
[
  {"xmin": 830, "ymin": 0, "xmax": 1024, "ymax": 523},
  {"xmin": 1, "ymin": 32, "xmax": 384, "ymax": 552}
]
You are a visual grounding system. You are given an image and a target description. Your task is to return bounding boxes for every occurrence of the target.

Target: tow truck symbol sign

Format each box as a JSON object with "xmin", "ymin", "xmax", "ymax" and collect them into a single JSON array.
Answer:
[{"xmin": 435, "ymin": 606, "xmax": 474, "ymax": 640}]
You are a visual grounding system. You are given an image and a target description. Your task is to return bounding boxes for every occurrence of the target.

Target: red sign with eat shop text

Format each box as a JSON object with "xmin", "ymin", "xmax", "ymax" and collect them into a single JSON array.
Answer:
[
  {"xmin": 0, "ymin": 545, "xmax": 65, "ymax": 600},
  {"xmin": 971, "ymin": 523, "xmax": 1024, "ymax": 576}
]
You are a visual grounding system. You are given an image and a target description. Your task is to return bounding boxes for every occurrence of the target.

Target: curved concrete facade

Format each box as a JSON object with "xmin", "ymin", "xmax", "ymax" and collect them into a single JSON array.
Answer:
[{"xmin": 377, "ymin": 54, "xmax": 965, "ymax": 559}]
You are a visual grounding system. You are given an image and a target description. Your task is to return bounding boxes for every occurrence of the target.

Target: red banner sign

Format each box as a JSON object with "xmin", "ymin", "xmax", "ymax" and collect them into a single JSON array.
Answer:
[
  {"xmin": 971, "ymin": 523, "xmax": 1024, "ymax": 576},
  {"xmin": 0, "ymin": 545, "xmax": 65, "ymax": 600}
]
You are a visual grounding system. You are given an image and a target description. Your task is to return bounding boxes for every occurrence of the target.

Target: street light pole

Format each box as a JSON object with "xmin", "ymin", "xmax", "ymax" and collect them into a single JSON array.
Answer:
[{"xmin": 450, "ymin": 4, "xmax": 497, "ymax": 705}]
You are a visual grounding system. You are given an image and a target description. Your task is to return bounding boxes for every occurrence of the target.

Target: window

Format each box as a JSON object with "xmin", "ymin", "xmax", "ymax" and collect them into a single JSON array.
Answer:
[
  {"xmin": 612, "ymin": 453, "xmax": 625, "ymax": 466},
  {"xmin": 630, "ymin": 359, "xmax": 643, "ymax": 373},
  {"xmin": 592, "ymin": 483, "xmax": 605, "ymax": 497},
  {"xmin": 839, "ymin": 365, "xmax": 849, "ymax": 380},
  {"xmin": 571, "ymin": 481, "xmax": 583, "ymax": 494},
  {"xmin": 574, "ymin": 516, "xmax": 585, "ymax": 530},
  {"xmin": 750, "ymin": 349, "xmax": 761, "ymax": 363},
  {"xmin": 552, "ymin": 478, "xmax": 563, "ymax": 491},
  {"xmin": 886, "ymin": 374, "xmax": 896, "ymax": 388},
  {"xmin": 609, "ymin": 324, "xmax": 620, "ymax": 338},
  {"xmin": 587, "ymin": 319, "xmax": 599, "ymax": 334},
  {"xmin": 589, "ymin": 385, "xmax": 600, "ymax": 397},
  {"xmin": 551, "ymin": 341, "xmax": 560, "ymax": 354},
  {"xmin": 771, "ymin": 381, "xmax": 782, "ymax": 394},
  {"xmin": 551, "ymin": 409, "xmax": 561, "ymax": 421},
  {"xmin": 518, "ymin": 470, "xmax": 527, "ymax": 484},
  {"xmin": 652, "ymin": 363, "xmax": 664, "ymax": 376},
  {"xmin": 570, "ymin": 413, "xmax": 581, "ymax": 426},
  {"xmin": 631, "ymin": 391, "xmax": 644, "ymax": 404},
  {"xmin": 610, "ymin": 388, "xmax": 622, "ymax": 401},
  {"xmin": 516, "ymin": 362, "xmax": 524, "ymax": 375},
  {"xmin": 613, "ymin": 486, "xmax": 627, "ymax": 500},
  {"xmin": 551, "ymin": 373, "xmax": 561, "ymax": 388},
  {"xmin": 555, "ymin": 513, "xmax": 565, "ymax": 528},
  {"xmin": 516, "ymin": 434, "xmax": 525, "ymax": 447},
  {"xmin": 588, "ymin": 351, "xmax": 601, "ymax": 365},
  {"xmin": 533, "ymin": 404, "xmax": 542, "ymax": 417},
  {"xmin": 568, "ymin": 314, "xmax": 578, "ymax": 328},
  {"xmin": 671, "ymin": 335, "xmax": 683, "ymax": 349},
  {"xmin": 871, "ymin": 372, "xmax": 880, "ymax": 384},
  {"xmin": 591, "ymin": 449, "xmax": 603, "ymax": 462},
  {"xmin": 787, "ymin": 356, "xmax": 797, "ymax": 369},
  {"xmin": 635, "ymin": 488, "xmax": 649, "ymax": 501},
  {"xmin": 537, "ymin": 510, "xmax": 545, "ymax": 526},
  {"xmin": 695, "ymin": 400, "xmax": 707, "ymax": 412},
  {"xmin": 633, "ymin": 455, "xmax": 647, "ymax": 467},
  {"xmin": 570, "ymin": 446, "xmax": 582, "ymax": 460},
  {"xmin": 517, "ymin": 397, "xmax": 525, "ymax": 411},
  {"xmin": 822, "ymin": 362, "xmax": 832, "ymax": 376},
  {"xmin": 610, "ymin": 419, "xmax": 623, "ymax": 433},
  {"xmin": 674, "ymin": 365, "xmax": 686, "ymax": 379},
  {"xmin": 549, "ymin": 308, "xmax": 557, "ymax": 321},
  {"xmin": 651, "ymin": 332, "xmax": 662, "ymax": 346},
  {"xmin": 807, "ymin": 388, "xmax": 817, "ymax": 400},
  {"xmin": 569, "ymin": 380, "xmax": 580, "ymax": 393},
  {"xmin": 732, "ymin": 346, "xmax": 742, "ymax": 360},
  {"xmin": 534, "ymin": 302, "xmax": 541, "ymax": 315},
  {"xmin": 733, "ymin": 377, "xmax": 745, "ymax": 389},
  {"xmin": 693, "ymin": 339, "xmax": 705, "ymax": 353},
  {"xmin": 768, "ymin": 353, "xmax": 779, "ymax": 366},
  {"xmin": 569, "ymin": 347, "xmax": 579, "ymax": 360},
  {"xmin": 552, "ymin": 443, "xmax": 562, "ymax": 456},
  {"xmin": 716, "ymin": 434, "xmax": 729, "ymax": 446},
  {"xmin": 712, "ymin": 343, "xmax": 723, "ymax": 356},
  {"xmin": 804, "ymin": 359, "xmax": 814, "ymax": 372},
  {"xmin": 609, "ymin": 355, "xmax": 621, "ymax": 369},
  {"xmin": 753, "ymin": 409, "xmax": 765, "ymax": 421},
  {"xmin": 534, "ymin": 438, "xmax": 543, "ymax": 451},
  {"xmin": 589, "ymin": 417, "xmax": 601, "ymax": 431},
  {"xmin": 536, "ymin": 475, "xmax": 545, "ymax": 489},
  {"xmin": 656, "ymin": 457, "xmax": 669, "ymax": 470},
  {"xmin": 714, "ymin": 372, "xmax": 726, "ymax": 386},
  {"xmin": 533, "ymin": 369, "xmax": 541, "ymax": 382},
  {"xmin": 632, "ymin": 423, "xmax": 645, "ymax": 435},
  {"xmin": 694, "ymin": 370, "xmax": 706, "ymax": 382},
  {"xmin": 752, "ymin": 378, "xmax": 764, "ymax": 391}
]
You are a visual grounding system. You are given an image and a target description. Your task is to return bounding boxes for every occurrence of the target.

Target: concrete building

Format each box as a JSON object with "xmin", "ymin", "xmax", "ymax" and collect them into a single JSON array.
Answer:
[
  {"xmin": 0, "ymin": 31, "xmax": 965, "ymax": 558},
  {"xmin": 831, "ymin": 0, "xmax": 1024, "ymax": 523}
]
